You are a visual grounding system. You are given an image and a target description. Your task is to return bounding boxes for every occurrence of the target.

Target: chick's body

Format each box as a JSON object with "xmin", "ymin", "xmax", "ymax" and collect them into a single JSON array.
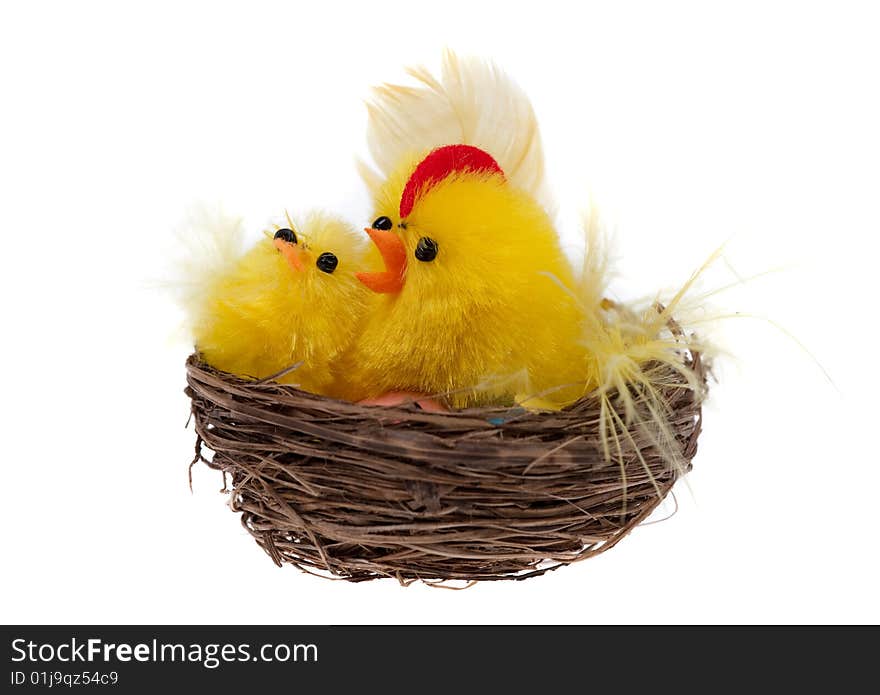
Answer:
[
  {"xmin": 190, "ymin": 212, "xmax": 369, "ymax": 397},
  {"xmin": 347, "ymin": 151, "xmax": 587, "ymax": 408}
]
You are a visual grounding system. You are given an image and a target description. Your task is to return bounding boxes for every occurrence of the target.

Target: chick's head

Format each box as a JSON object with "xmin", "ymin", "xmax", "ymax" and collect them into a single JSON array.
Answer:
[{"xmin": 357, "ymin": 145, "xmax": 570, "ymax": 304}]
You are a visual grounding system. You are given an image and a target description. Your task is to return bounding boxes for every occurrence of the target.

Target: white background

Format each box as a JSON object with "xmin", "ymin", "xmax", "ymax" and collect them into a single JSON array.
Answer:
[{"xmin": 1, "ymin": 1, "xmax": 878, "ymax": 624}]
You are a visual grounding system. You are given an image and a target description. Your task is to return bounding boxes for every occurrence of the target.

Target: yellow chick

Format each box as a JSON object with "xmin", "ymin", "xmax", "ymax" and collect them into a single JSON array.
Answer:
[
  {"xmin": 343, "ymin": 52, "xmax": 593, "ymax": 408},
  {"xmin": 347, "ymin": 145, "xmax": 587, "ymax": 409},
  {"xmin": 181, "ymin": 210, "xmax": 370, "ymax": 397}
]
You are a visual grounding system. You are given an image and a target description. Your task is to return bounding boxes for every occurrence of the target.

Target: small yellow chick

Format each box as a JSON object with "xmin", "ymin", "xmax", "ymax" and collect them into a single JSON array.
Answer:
[
  {"xmin": 181, "ymin": 210, "xmax": 370, "ymax": 397},
  {"xmin": 347, "ymin": 145, "xmax": 587, "ymax": 409}
]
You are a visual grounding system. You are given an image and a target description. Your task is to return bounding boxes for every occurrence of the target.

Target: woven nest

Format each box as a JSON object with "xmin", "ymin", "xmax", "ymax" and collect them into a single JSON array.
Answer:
[{"xmin": 186, "ymin": 348, "xmax": 705, "ymax": 584}]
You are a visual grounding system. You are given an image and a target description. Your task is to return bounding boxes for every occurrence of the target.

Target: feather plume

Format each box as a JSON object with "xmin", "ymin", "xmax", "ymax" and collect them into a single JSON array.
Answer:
[
  {"xmin": 362, "ymin": 49, "xmax": 553, "ymax": 212},
  {"xmin": 169, "ymin": 204, "xmax": 246, "ymax": 335},
  {"xmin": 573, "ymin": 209, "xmax": 714, "ymax": 489}
]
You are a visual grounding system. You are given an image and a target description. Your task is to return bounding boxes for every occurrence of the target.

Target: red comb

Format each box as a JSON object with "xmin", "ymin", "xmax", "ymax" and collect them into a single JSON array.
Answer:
[{"xmin": 399, "ymin": 144, "xmax": 505, "ymax": 218}]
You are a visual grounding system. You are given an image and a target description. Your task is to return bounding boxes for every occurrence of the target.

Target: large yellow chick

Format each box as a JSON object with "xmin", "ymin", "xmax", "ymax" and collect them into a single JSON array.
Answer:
[
  {"xmin": 182, "ymin": 210, "xmax": 370, "ymax": 397},
  {"xmin": 344, "ymin": 52, "xmax": 595, "ymax": 408},
  {"xmin": 348, "ymin": 145, "xmax": 587, "ymax": 409}
]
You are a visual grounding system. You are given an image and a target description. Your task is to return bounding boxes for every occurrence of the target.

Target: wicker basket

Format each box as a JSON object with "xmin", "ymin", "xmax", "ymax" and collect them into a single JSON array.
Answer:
[{"xmin": 185, "ymin": 348, "xmax": 705, "ymax": 584}]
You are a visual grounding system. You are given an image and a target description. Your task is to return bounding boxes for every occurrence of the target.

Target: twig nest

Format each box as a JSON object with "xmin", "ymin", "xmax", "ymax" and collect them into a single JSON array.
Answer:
[{"xmin": 185, "ymin": 349, "xmax": 705, "ymax": 583}]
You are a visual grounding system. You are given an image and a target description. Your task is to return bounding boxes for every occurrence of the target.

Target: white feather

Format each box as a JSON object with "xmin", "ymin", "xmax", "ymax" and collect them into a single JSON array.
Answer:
[
  {"xmin": 168, "ymin": 204, "xmax": 245, "ymax": 333},
  {"xmin": 362, "ymin": 49, "xmax": 553, "ymax": 212}
]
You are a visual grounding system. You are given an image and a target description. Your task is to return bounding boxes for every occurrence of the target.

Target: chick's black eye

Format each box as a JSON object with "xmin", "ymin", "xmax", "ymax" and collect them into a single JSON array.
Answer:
[
  {"xmin": 415, "ymin": 237, "xmax": 438, "ymax": 262},
  {"xmin": 372, "ymin": 216, "xmax": 393, "ymax": 231},
  {"xmin": 274, "ymin": 228, "xmax": 297, "ymax": 244},
  {"xmin": 316, "ymin": 252, "xmax": 338, "ymax": 274}
]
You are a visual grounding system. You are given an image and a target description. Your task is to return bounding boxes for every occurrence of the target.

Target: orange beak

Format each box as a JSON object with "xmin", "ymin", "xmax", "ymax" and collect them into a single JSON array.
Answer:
[
  {"xmin": 274, "ymin": 237, "xmax": 307, "ymax": 272},
  {"xmin": 356, "ymin": 227, "xmax": 407, "ymax": 294}
]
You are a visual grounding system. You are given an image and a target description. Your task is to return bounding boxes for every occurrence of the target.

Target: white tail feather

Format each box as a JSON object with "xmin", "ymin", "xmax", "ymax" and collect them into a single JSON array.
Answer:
[
  {"xmin": 363, "ymin": 49, "xmax": 552, "ymax": 211},
  {"xmin": 169, "ymin": 204, "xmax": 245, "ymax": 333}
]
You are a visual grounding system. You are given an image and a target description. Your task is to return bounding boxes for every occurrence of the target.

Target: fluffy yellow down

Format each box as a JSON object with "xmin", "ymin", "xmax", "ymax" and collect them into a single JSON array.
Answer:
[
  {"xmin": 342, "ymin": 157, "xmax": 587, "ymax": 408},
  {"xmin": 192, "ymin": 212, "xmax": 371, "ymax": 397}
]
